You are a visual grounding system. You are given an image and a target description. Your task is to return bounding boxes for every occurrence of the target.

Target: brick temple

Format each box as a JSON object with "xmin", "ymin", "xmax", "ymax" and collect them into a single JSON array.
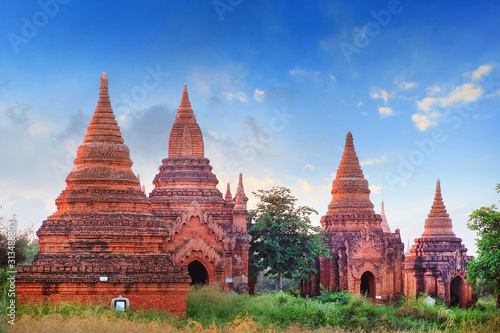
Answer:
[
  {"xmin": 16, "ymin": 73, "xmax": 190, "ymax": 314},
  {"xmin": 404, "ymin": 179, "xmax": 475, "ymax": 307},
  {"xmin": 302, "ymin": 132, "xmax": 405, "ymax": 302},
  {"xmin": 16, "ymin": 74, "xmax": 475, "ymax": 312},
  {"xmin": 302, "ymin": 132, "xmax": 474, "ymax": 307},
  {"xmin": 150, "ymin": 83, "xmax": 251, "ymax": 293},
  {"xmin": 16, "ymin": 74, "xmax": 251, "ymax": 315}
]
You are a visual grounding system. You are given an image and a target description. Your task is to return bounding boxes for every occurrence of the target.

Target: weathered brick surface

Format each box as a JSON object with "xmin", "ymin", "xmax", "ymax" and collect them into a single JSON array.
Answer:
[{"xmin": 404, "ymin": 180, "xmax": 475, "ymax": 307}]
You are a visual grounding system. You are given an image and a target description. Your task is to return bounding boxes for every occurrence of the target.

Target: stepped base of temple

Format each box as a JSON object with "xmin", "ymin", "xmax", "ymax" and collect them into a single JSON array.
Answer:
[{"xmin": 16, "ymin": 282, "xmax": 189, "ymax": 315}]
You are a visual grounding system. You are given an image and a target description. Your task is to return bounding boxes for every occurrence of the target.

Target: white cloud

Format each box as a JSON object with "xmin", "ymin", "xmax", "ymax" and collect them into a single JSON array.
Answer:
[
  {"xmin": 411, "ymin": 114, "xmax": 438, "ymax": 131},
  {"xmin": 289, "ymin": 67, "xmax": 319, "ymax": 77},
  {"xmin": 27, "ymin": 122, "xmax": 48, "ymax": 136},
  {"xmin": 370, "ymin": 89, "xmax": 390, "ymax": 104},
  {"xmin": 399, "ymin": 81, "xmax": 417, "ymax": 90},
  {"xmin": 369, "ymin": 185, "xmax": 382, "ymax": 194},
  {"xmin": 427, "ymin": 85, "xmax": 441, "ymax": 95},
  {"xmin": 223, "ymin": 91, "xmax": 248, "ymax": 103},
  {"xmin": 253, "ymin": 89, "xmax": 265, "ymax": 102},
  {"xmin": 244, "ymin": 176, "xmax": 276, "ymax": 192},
  {"xmin": 361, "ymin": 112, "xmax": 368, "ymax": 116},
  {"xmin": 352, "ymin": 72, "xmax": 359, "ymax": 78},
  {"xmin": 416, "ymin": 83, "xmax": 484, "ymax": 112},
  {"xmin": 487, "ymin": 88, "xmax": 500, "ymax": 100},
  {"xmin": 297, "ymin": 178, "xmax": 312, "ymax": 192},
  {"xmin": 303, "ymin": 163, "xmax": 315, "ymax": 171},
  {"xmin": 451, "ymin": 204, "xmax": 467, "ymax": 211},
  {"xmin": 329, "ymin": 74, "xmax": 336, "ymax": 82},
  {"xmin": 360, "ymin": 156, "xmax": 386, "ymax": 166},
  {"xmin": 471, "ymin": 63, "xmax": 495, "ymax": 80},
  {"xmin": 379, "ymin": 107, "xmax": 395, "ymax": 118},
  {"xmin": 357, "ymin": 101, "xmax": 363, "ymax": 108}
]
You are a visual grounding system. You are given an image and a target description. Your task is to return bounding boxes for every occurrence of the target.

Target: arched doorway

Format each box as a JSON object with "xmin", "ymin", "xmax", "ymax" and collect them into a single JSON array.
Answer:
[
  {"xmin": 449, "ymin": 275, "xmax": 464, "ymax": 307},
  {"xmin": 360, "ymin": 271, "xmax": 375, "ymax": 298},
  {"xmin": 188, "ymin": 260, "xmax": 208, "ymax": 285}
]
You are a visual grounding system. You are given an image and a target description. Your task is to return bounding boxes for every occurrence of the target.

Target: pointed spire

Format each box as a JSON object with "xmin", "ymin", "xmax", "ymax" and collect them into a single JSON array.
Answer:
[
  {"xmin": 405, "ymin": 239, "xmax": 411, "ymax": 256},
  {"xmin": 180, "ymin": 83, "xmax": 191, "ymax": 108},
  {"xmin": 336, "ymin": 131, "xmax": 364, "ymax": 179},
  {"xmin": 176, "ymin": 83, "xmax": 194, "ymax": 119},
  {"xmin": 83, "ymin": 72, "xmax": 124, "ymax": 144},
  {"xmin": 326, "ymin": 132, "xmax": 374, "ymax": 217},
  {"xmin": 422, "ymin": 179, "xmax": 455, "ymax": 237},
  {"xmin": 168, "ymin": 83, "xmax": 204, "ymax": 157},
  {"xmin": 234, "ymin": 173, "xmax": 248, "ymax": 211},
  {"xmin": 225, "ymin": 183, "xmax": 232, "ymax": 201},
  {"xmin": 52, "ymin": 73, "xmax": 149, "ymax": 216},
  {"xmin": 380, "ymin": 200, "xmax": 391, "ymax": 233}
]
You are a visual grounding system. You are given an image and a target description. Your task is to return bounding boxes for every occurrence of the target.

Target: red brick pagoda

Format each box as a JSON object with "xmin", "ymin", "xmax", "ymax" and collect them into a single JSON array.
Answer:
[
  {"xmin": 150, "ymin": 84, "xmax": 251, "ymax": 293},
  {"xmin": 404, "ymin": 179, "xmax": 475, "ymax": 307},
  {"xmin": 303, "ymin": 132, "xmax": 405, "ymax": 302},
  {"xmin": 16, "ymin": 73, "xmax": 190, "ymax": 315}
]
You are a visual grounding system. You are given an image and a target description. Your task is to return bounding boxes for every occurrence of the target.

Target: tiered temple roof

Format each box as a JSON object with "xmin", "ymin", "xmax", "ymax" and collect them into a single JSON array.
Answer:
[
  {"xmin": 322, "ymin": 132, "xmax": 383, "ymax": 231},
  {"xmin": 409, "ymin": 179, "xmax": 467, "ymax": 255},
  {"xmin": 150, "ymin": 84, "xmax": 225, "ymax": 212}
]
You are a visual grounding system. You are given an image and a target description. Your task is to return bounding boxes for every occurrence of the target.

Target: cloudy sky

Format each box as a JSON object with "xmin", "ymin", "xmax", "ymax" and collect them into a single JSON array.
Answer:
[{"xmin": 1, "ymin": 1, "xmax": 499, "ymax": 255}]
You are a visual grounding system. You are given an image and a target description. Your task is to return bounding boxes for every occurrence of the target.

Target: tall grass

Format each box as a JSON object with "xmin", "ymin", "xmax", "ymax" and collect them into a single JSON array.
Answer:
[{"xmin": 1, "ymin": 286, "xmax": 499, "ymax": 332}]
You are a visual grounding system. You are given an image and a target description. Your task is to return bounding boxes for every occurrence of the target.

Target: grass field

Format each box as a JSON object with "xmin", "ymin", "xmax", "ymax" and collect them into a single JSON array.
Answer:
[{"xmin": 1, "ymin": 286, "xmax": 499, "ymax": 332}]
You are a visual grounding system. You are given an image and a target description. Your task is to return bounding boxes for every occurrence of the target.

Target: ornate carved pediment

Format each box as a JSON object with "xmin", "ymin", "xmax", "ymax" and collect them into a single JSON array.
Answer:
[
  {"xmin": 168, "ymin": 201, "xmax": 230, "ymax": 244},
  {"xmin": 351, "ymin": 237, "xmax": 383, "ymax": 260},
  {"xmin": 172, "ymin": 238, "xmax": 222, "ymax": 266}
]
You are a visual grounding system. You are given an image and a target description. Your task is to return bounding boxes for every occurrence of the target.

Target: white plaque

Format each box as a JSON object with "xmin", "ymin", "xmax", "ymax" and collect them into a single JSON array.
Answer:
[{"xmin": 225, "ymin": 277, "xmax": 233, "ymax": 283}]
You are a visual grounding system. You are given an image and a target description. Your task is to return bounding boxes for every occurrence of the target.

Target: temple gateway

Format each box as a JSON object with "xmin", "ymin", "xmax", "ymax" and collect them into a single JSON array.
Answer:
[{"xmin": 17, "ymin": 74, "xmax": 475, "ymax": 315}]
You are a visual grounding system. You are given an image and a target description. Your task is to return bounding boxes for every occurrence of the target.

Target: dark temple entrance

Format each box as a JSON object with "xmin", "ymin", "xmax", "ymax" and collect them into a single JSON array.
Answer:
[
  {"xmin": 360, "ymin": 271, "xmax": 375, "ymax": 298},
  {"xmin": 188, "ymin": 260, "xmax": 208, "ymax": 285},
  {"xmin": 450, "ymin": 275, "xmax": 464, "ymax": 307}
]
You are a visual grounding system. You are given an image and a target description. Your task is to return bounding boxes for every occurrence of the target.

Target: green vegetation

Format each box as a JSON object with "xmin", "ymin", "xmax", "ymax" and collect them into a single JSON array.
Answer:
[
  {"xmin": 1, "ymin": 286, "xmax": 499, "ymax": 332},
  {"xmin": 248, "ymin": 186, "xmax": 329, "ymax": 290},
  {"xmin": 467, "ymin": 183, "xmax": 500, "ymax": 308}
]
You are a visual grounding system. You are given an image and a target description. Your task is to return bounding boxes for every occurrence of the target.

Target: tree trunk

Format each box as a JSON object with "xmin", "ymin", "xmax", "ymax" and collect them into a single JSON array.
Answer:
[
  {"xmin": 497, "ymin": 293, "xmax": 500, "ymax": 308},
  {"xmin": 279, "ymin": 272, "xmax": 283, "ymax": 291}
]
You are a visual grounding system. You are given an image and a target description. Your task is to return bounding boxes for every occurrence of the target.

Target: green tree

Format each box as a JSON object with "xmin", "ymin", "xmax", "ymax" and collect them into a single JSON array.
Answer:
[
  {"xmin": 248, "ymin": 186, "xmax": 329, "ymax": 291},
  {"xmin": 466, "ymin": 183, "xmax": 500, "ymax": 308},
  {"xmin": 0, "ymin": 212, "xmax": 38, "ymax": 268}
]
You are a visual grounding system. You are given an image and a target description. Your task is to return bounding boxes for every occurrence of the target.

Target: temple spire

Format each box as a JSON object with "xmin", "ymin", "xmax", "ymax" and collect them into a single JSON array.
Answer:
[
  {"xmin": 234, "ymin": 173, "xmax": 248, "ymax": 211},
  {"xmin": 176, "ymin": 83, "xmax": 194, "ymax": 118},
  {"xmin": 84, "ymin": 72, "xmax": 124, "ymax": 144},
  {"xmin": 225, "ymin": 183, "xmax": 232, "ymax": 201},
  {"xmin": 326, "ymin": 132, "xmax": 374, "ymax": 217},
  {"xmin": 422, "ymin": 179, "xmax": 455, "ymax": 237},
  {"xmin": 380, "ymin": 200, "xmax": 391, "ymax": 233},
  {"xmin": 168, "ymin": 83, "xmax": 204, "ymax": 157},
  {"xmin": 180, "ymin": 83, "xmax": 191, "ymax": 108}
]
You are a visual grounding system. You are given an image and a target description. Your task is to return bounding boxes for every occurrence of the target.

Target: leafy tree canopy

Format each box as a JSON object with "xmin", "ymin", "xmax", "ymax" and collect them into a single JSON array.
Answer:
[
  {"xmin": 466, "ymin": 183, "xmax": 500, "ymax": 307},
  {"xmin": 0, "ymin": 206, "xmax": 39, "ymax": 269},
  {"xmin": 248, "ymin": 186, "xmax": 329, "ymax": 290}
]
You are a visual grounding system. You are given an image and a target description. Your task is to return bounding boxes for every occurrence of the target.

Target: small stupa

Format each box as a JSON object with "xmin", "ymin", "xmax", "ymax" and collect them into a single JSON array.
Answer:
[{"xmin": 404, "ymin": 179, "xmax": 475, "ymax": 307}]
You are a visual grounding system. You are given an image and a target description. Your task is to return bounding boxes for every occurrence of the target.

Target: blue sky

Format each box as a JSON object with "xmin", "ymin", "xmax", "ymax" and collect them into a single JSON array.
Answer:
[{"xmin": 1, "ymin": 0, "xmax": 499, "ymax": 255}]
